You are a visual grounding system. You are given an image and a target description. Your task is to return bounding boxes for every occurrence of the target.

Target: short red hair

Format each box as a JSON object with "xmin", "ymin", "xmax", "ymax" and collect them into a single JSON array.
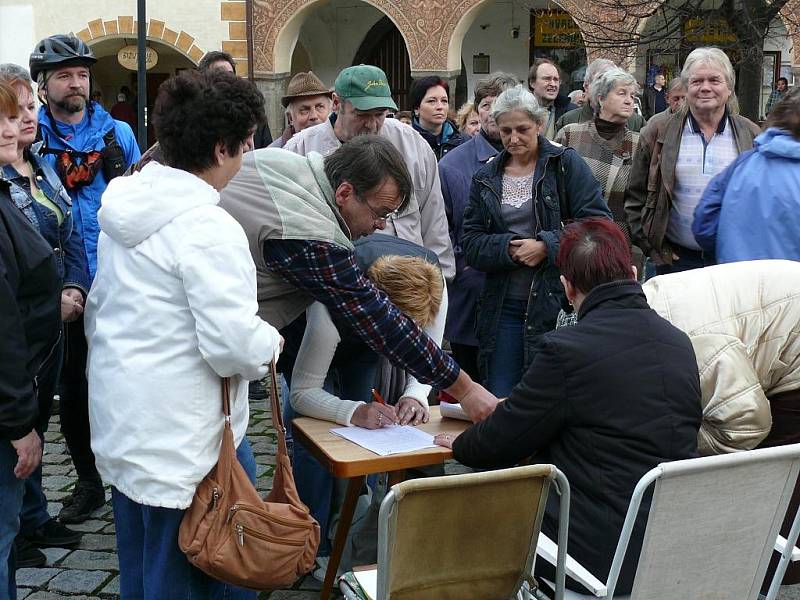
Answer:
[{"xmin": 556, "ymin": 218, "xmax": 633, "ymax": 294}]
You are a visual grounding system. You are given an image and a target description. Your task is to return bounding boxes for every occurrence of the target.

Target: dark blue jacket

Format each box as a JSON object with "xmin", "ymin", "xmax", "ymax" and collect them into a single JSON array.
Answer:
[
  {"xmin": 462, "ymin": 136, "xmax": 611, "ymax": 376},
  {"xmin": 438, "ymin": 132, "xmax": 500, "ymax": 346},
  {"xmin": 3, "ymin": 144, "xmax": 90, "ymax": 293},
  {"xmin": 693, "ymin": 128, "xmax": 800, "ymax": 262},
  {"xmin": 37, "ymin": 102, "xmax": 140, "ymax": 280}
]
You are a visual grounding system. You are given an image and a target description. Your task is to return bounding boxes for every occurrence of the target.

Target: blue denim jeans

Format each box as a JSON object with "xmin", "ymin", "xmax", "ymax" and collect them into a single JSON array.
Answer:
[
  {"xmin": 486, "ymin": 298, "xmax": 527, "ymax": 398},
  {"xmin": 111, "ymin": 438, "xmax": 257, "ymax": 600},
  {"xmin": 1, "ymin": 440, "xmax": 25, "ymax": 600},
  {"xmin": 285, "ymin": 337, "xmax": 380, "ymax": 557}
]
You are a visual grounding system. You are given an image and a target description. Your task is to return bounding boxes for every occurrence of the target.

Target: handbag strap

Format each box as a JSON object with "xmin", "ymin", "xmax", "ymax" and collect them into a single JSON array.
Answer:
[
  {"xmin": 266, "ymin": 361, "xmax": 290, "ymax": 457},
  {"xmin": 221, "ymin": 377, "xmax": 231, "ymax": 417}
]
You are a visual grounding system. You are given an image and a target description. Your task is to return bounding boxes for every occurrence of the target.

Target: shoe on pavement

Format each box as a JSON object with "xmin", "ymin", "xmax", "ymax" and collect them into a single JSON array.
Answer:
[
  {"xmin": 58, "ymin": 480, "xmax": 106, "ymax": 524},
  {"xmin": 14, "ymin": 536, "xmax": 46, "ymax": 569},
  {"xmin": 248, "ymin": 379, "xmax": 267, "ymax": 400},
  {"xmin": 26, "ymin": 518, "xmax": 82, "ymax": 547}
]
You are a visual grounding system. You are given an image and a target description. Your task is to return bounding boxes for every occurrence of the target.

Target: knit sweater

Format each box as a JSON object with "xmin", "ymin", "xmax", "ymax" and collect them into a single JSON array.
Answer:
[{"xmin": 554, "ymin": 120, "xmax": 639, "ymax": 222}]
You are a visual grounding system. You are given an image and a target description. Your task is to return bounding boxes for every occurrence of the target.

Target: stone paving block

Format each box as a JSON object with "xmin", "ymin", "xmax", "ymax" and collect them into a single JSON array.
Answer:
[
  {"xmin": 16, "ymin": 588, "xmax": 31, "ymax": 599},
  {"xmin": 69, "ymin": 520, "xmax": 108, "ymax": 533},
  {"xmin": 44, "ymin": 443, "xmax": 66, "ymax": 454},
  {"xmin": 44, "ymin": 490, "xmax": 69, "ymax": 501},
  {"xmin": 297, "ymin": 575, "xmax": 322, "ymax": 591},
  {"xmin": 100, "ymin": 575, "xmax": 120, "ymax": 596},
  {"xmin": 60, "ymin": 550, "xmax": 118, "ymax": 571},
  {"xmin": 47, "ymin": 502, "xmax": 62, "ymax": 517},
  {"xmin": 103, "ymin": 523, "xmax": 115, "ymax": 534},
  {"xmin": 15, "ymin": 568, "xmax": 61, "ymax": 587},
  {"xmin": 29, "ymin": 592, "xmax": 96, "ymax": 599},
  {"xmin": 43, "ymin": 464, "xmax": 73, "ymax": 476},
  {"xmin": 92, "ymin": 505, "xmax": 113, "ymax": 518},
  {"xmin": 41, "ymin": 547, "xmax": 70, "ymax": 565},
  {"xmin": 44, "ymin": 431, "xmax": 61, "ymax": 442},
  {"xmin": 41, "ymin": 453, "xmax": 69, "ymax": 465},
  {"xmin": 47, "ymin": 569, "xmax": 111, "ymax": 594},
  {"xmin": 78, "ymin": 533, "xmax": 117, "ymax": 551},
  {"xmin": 43, "ymin": 476, "xmax": 74, "ymax": 491}
]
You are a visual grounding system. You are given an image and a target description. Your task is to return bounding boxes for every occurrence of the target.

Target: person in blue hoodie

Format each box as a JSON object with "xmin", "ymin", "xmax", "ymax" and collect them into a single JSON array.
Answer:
[
  {"xmin": 28, "ymin": 34, "xmax": 141, "ymax": 523},
  {"xmin": 693, "ymin": 88, "xmax": 800, "ymax": 263}
]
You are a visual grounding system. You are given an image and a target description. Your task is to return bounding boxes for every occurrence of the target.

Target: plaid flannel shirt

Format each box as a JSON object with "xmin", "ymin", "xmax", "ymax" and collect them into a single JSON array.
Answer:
[{"xmin": 263, "ymin": 239, "xmax": 459, "ymax": 390}]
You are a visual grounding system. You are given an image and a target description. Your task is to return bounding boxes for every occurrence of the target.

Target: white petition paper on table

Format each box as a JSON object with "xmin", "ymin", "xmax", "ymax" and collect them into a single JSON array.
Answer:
[{"xmin": 330, "ymin": 424, "xmax": 437, "ymax": 456}]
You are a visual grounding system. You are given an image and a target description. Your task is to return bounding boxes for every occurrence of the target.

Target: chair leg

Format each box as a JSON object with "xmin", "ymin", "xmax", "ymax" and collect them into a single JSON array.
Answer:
[{"xmin": 321, "ymin": 475, "xmax": 366, "ymax": 600}]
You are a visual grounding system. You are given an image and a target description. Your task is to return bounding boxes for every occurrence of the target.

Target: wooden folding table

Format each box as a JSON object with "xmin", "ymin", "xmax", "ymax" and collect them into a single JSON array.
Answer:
[{"xmin": 291, "ymin": 406, "xmax": 470, "ymax": 599}]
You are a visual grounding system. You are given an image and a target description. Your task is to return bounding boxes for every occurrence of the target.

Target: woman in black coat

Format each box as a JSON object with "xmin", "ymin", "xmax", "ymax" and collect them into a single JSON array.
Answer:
[
  {"xmin": 0, "ymin": 79, "xmax": 60, "ymax": 587},
  {"xmin": 437, "ymin": 218, "xmax": 702, "ymax": 595}
]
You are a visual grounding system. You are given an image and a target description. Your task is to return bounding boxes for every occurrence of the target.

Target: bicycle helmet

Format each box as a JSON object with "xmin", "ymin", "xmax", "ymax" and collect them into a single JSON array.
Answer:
[{"xmin": 29, "ymin": 35, "xmax": 96, "ymax": 82}]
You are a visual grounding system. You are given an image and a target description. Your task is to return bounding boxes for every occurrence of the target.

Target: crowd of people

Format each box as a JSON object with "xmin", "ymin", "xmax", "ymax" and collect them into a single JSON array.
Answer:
[{"xmin": 2, "ymin": 29, "xmax": 800, "ymax": 600}]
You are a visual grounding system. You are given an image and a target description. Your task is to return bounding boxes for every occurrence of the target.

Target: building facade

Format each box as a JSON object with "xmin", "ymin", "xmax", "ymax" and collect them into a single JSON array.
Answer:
[{"xmin": 1, "ymin": 0, "xmax": 798, "ymax": 137}]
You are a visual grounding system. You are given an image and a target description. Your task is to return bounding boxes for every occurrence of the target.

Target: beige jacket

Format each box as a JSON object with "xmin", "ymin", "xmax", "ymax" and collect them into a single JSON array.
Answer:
[
  {"xmin": 643, "ymin": 260, "xmax": 800, "ymax": 454},
  {"xmin": 284, "ymin": 117, "xmax": 456, "ymax": 281}
]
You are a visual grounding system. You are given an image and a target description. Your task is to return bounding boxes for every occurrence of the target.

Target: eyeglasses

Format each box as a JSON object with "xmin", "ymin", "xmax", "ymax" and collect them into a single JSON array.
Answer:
[{"xmin": 364, "ymin": 200, "xmax": 402, "ymax": 223}]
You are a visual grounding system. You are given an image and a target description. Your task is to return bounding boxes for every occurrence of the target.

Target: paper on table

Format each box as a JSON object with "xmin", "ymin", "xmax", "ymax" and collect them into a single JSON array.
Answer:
[
  {"xmin": 330, "ymin": 424, "xmax": 436, "ymax": 456},
  {"xmin": 353, "ymin": 568, "xmax": 377, "ymax": 600},
  {"xmin": 439, "ymin": 401, "xmax": 471, "ymax": 421}
]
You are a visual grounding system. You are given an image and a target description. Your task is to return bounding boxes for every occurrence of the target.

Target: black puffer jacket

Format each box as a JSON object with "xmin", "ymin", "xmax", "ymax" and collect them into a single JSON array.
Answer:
[
  {"xmin": 0, "ymin": 179, "xmax": 60, "ymax": 440},
  {"xmin": 454, "ymin": 281, "xmax": 702, "ymax": 594}
]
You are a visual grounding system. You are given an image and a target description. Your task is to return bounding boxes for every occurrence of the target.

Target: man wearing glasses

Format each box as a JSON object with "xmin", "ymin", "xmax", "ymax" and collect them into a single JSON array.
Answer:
[
  {"xmin": 527, "ymin": 58, "xmax": 576, "ymax": 140},
  {"xmin": 220, "ymin": 136, "xmax": 498, "ymax": 424},
  {"xmin": 283, "ymin": 64, "xmax": 455, "ymax": 282}
]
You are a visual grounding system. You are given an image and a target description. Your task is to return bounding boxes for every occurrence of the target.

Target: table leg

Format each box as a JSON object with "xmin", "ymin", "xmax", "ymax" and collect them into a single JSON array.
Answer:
[
  {"xmin": 321, "ymin": 475, "xmax": 365, "ymax": 600},
  {"xmin": 387, "ymin": 469, "xmax": 406, "ymax": 488}
]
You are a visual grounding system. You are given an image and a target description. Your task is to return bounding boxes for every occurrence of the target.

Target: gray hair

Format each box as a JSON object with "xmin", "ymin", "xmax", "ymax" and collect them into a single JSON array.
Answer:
[
  {"xmin": 568, "ymin": 89, "xmax": 583, "ymax": 103},
  {"xmin": 0, "ymin": 63, "xmax": 33, "ymax": 86},
  {"xmin": 492, "ymin": 85, "xmax": 548, "ymax": 125},
  {"xmin": 667, "ymin": 77, "xmax": 685, "ymax": 94},
  {"xmin": 584, "ymin": 58, "xmax": 616, "ymax": 87},
  {"xmin": 681, "ymin": 47, "xmax": 735, "ymax": 91},
  {"xmin": 589, "ymin": 67, "xmax": 639, "ymax": 109}
]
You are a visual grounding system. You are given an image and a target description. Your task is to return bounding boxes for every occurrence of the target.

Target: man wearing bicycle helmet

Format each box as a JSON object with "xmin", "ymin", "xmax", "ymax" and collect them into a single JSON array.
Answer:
[{"xmin": 30, "ymin": 34, "xmax": 140, "ymax": 524}]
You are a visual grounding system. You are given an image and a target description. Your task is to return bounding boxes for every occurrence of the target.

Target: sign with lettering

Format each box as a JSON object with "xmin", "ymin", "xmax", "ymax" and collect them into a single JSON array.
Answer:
[
  {"xmin": 117, "ymin": 45, "xmax": 159, "ymax": 71},
  {"xmin": 533, "ymin": 11, "xmax": 582, "ymax": 47},
  {"xmin": 684, "ymin": 18, "xmax": 737, "ymax": 44}
]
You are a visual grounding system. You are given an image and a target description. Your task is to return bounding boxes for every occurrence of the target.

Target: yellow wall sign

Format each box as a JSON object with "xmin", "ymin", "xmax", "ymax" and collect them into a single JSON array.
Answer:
[
  {"xmin": 117, "ymin": 45, "xmax": 159, "ymax": 71},
  {"xmin": 683, "ymin": 18, "xmax": 737, "ymax": 44},
  {"xmin": 533, "ymin": 11, "xmax": 581, "ymax": 47}
]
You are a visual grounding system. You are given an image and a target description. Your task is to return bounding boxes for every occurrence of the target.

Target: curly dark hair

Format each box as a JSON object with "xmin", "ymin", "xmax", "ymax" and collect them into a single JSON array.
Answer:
[{"xmin": 153, "ymin": 70, "xmax": 265, "ymax": 172}]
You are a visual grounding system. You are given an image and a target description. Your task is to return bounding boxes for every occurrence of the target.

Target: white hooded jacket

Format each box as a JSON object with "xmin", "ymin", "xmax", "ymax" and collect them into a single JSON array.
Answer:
[
  {"xmin": 644, "ymin": 260, "xmax": 800, "ymax": 454},
  {"xmin": 86, "ymin": 162, "xmax": 281, "ymax": 508}
]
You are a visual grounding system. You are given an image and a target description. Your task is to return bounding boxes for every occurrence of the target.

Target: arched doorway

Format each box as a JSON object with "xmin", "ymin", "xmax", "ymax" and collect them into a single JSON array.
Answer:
[
  {"xmin": 353, "ymin": 17, "xmax": 412, "ymax": 110},
  {"xmin": 87, "ymin": 37, "xmax": 196, "ymax": 145}
]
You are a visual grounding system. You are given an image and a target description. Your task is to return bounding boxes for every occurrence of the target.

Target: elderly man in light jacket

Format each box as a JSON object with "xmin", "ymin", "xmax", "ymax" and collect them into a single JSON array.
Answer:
[
  {"xmin": 283, "ymin": 64, "xmax": 455, "ymax": 281},
  {"xmin": 643, "ymin": 260, "xmax": 800, "ymax": 455}
]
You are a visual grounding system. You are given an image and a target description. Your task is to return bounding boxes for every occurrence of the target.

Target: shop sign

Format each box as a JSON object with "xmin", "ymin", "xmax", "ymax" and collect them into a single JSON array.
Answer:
[
  {"xmin": 683, "ymin": 17, "xmax": 737, "ymax": 44},
  {"xmin": 533, "ymin": 11, "xmax": 582, "ymax": 47},
  {"xmin": 117, "ymin": 45, "xmax": 159, "ymax": 71}
]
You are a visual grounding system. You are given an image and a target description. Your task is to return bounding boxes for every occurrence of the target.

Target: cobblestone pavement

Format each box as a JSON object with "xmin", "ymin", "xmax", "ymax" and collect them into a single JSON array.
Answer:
[{"xmin": 17, "ymin": 402, "xmax": 800, "ymax": 599}]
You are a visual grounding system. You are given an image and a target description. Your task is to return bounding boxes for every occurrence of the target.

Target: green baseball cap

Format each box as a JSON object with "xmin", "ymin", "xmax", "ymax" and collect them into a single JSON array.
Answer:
[{"xmin": 334, "ymin": 65, "xmax": 398, "ymax": 111}]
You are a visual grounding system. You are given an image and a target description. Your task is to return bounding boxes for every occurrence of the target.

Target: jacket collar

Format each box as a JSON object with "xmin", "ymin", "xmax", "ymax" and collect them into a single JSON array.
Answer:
[
  {"xmin": 577, "ymin": 280, "xmax": 649, "ymax": 320},
  {"xmin": 482, "ymin": 135, "xmax": 565, "ymax": 178},
  {"xmin": 476, "ymin": 131, "xmax": 502, "ymax": 162}
]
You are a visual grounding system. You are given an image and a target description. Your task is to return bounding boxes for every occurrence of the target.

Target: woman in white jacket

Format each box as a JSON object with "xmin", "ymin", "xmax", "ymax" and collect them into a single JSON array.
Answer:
[{"xmin": 85, "ymin": 71, "xmax": 281, "ymax": 599}]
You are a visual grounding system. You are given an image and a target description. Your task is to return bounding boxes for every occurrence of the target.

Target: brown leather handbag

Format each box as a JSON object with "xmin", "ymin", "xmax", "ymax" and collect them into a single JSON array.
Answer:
[{"xmin": 179, "ymin": 362, "xmax": 320, "ymax": 590}]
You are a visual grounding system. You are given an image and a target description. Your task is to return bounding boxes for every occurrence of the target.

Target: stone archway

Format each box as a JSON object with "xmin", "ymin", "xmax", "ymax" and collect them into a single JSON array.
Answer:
[{"xmin": 75, "ymin": 17, "xmax": 205, "ymax": 64}]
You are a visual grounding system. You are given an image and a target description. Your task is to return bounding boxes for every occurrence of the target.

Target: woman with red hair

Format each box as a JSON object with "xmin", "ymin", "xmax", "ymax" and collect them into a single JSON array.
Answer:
[{"xmin": 438, "ymin": 218, "xmax": 702, "ymax": 596}]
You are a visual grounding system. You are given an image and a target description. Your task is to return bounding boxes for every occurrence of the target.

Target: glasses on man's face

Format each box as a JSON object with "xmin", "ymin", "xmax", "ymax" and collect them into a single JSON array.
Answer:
[{"xmin": 364, "ymin": 200, "xmax": 402, "ymax": 223}]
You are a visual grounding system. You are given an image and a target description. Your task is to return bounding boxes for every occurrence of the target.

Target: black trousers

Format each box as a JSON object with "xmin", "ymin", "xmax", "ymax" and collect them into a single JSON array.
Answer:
[{"xmin": 60, "ymin": 316, "xmax": 100, "ymax": 482}]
